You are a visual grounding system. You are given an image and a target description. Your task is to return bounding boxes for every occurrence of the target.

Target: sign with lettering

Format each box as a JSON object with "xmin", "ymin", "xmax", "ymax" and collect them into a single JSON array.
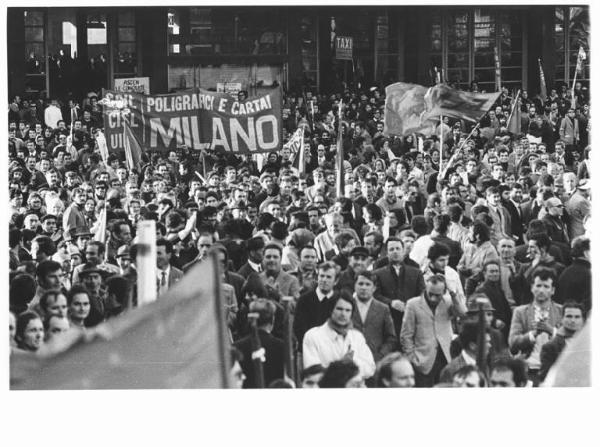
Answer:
[
  {"xmin": 102, "ymin": 88, "xmax": 282, "ymax": 154},
  {"xmin": 335, "ymin": 36, "xmax": 353, "ymax": 60},
  {"xmin": 114, "ymin": 77, "xmax": 150, "ymax": 94},
  {"xmin": 216, "ymin": 82, "xmax": 242, "ymax": 97}
]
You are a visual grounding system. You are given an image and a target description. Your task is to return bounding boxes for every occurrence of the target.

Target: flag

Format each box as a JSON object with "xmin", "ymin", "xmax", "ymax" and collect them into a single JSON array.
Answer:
[
  {"xmin": 576, "ymin": 46, "xmax": 587, "ymax": 74},
  {"xmin": 538, "ymin": 58, "xmax": 547, "ymax": 102},
  {"xmin": 93, "ymin": 205, "xmax": 107, "ymax": 244},
  {"xmin": 95, "ymin": 130, "xmax": 110, "ymax": 165},
  {"xmin": 507, "ymin": 91, "xmax": 522, "ymax": 135},
  {"xmin": 123, "ymin": 121, "xmax": 143, "ymax": 172},
  {"xmin": 494, "ymin": 47, "xmax": 501, "ymax": 92},
  {"xmin": 384, "ymin": 82, "xmax": 500, "ymax": 137},
  {"xmin": 286, "ymin": 127, "xmax": 304, "ymax": 167},
  {"xmin": 10, "ymin": 253, "xmax": 231, "ymax": 389},
  {"xmin": 335, "ymin": 99, "xmax": 345, "ymax": 198}
]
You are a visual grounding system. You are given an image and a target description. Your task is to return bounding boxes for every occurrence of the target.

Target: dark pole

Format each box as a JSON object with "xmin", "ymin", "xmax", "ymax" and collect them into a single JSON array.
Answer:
[
  {"xmin": 281, "ymin": 296, "xmax": 296, "ymax": 385},
  {"xmin": 248, "ymin": 312, "xmax": 265, "ymax": 388},
  {"xmin": 476, "ymin": 300, "xmax": 486, "ymax": 374}
]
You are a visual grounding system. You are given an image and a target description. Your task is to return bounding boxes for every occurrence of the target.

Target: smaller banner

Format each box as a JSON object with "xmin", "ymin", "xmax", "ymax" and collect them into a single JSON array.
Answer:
[
  {"xmin": 114, "ymin": 77, "xmax": 150, "ymax": 94},
  {"xmin": 217, "ymin": 82, "xmax": 243, "ymax": 96},
  {"xmin": 335, "ymin": 36, "xmax": 353, "ymax": 60}
]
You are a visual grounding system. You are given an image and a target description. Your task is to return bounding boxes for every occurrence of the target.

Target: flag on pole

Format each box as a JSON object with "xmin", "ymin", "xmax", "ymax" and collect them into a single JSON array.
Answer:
[
  {"xmin": 538, "ymin": 58, "xmax": 547, "ymax": 103},
  {"xmin": 95, "ymin": 129, "xmax": 110, "ymax": 165},
  {"xmin": 507, "ymin": 90, "xmax": 522, "ymax": 135},
  {"xmin": 335, "ymin": 99, "xmax": 345, "ymax": 198},
  {"xmin": 10, "ymin": 252, "xmax": 231, "ymax": 389},
  {"xmin": 123, "ymin": 121, "xmax": 143, "ymax": 172},
  {"xmin": 384, "ymin": 82, "xmax": 500, "ymax": 137},
  {"xmin": 93, "ymin": 204, "xmax": 107, "ymax": 244},
  {"xmin": 494, "ymin": 47, "xmax": 502, "ymax": 92},
  {"xmin": 286, "ymin": 127, "xmax": 305, "ymax": 169},
  {"xmin": 576, "ymin": 46, "xmax": 587, "ymax": 74}
]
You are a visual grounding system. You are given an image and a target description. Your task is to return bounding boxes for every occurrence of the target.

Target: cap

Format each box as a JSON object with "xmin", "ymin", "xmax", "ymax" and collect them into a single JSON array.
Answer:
[
  {"xmin": 545, "ymin": 197, "xmax": 563, "ymax": 208},
  {"xmin": 350, "ymin": 246, "xmax": 369, "ymax": 258},
  {"xmin": 116, "ymin": 245, "xmax": 131, "ymax": 259},
  {"xmin": 577, "ymin": 179, "xmax": 591, "ymax": 190}
]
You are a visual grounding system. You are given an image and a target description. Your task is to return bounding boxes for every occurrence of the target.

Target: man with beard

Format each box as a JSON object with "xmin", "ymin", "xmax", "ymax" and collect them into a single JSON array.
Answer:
[
  {"xmin": 294, "ymin": 261, "xmax": 338, "ymax": 346},
  {"xmin": 303, "ymin": 294, "xmax": 375, "ymax": 380},
  {"xmin": 509, "ymin": 268, "xmax": 563, "ymax": 386},
  {"xmin": 237, "ymin": 237, "xmax": 265, "ymax": 279}
]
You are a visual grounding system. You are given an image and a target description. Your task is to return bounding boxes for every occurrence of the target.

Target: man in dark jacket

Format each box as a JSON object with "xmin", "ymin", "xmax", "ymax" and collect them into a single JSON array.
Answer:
[
  {"xmin": 373, "ymin": 237, "xmax": 425, "ymax": 335},
  {"xmin": 234, "ymin": 299, "xmax": 284, "ymax": 388},
  {"xmin": 555, "ymin": 237, "xmax": 591, "ymax": 313}
]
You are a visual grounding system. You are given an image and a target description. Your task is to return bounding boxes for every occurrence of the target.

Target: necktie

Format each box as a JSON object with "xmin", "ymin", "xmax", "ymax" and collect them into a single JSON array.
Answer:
[{"xmin": 161, "ymin": 271, "xmax": 167, "ymax": 288}]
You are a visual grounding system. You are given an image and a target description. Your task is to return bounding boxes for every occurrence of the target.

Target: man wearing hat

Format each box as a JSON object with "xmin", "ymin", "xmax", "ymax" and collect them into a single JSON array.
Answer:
[
  {"xmin": 473, "ymin": 260, "xmax": 513, "ymax": 341},
  {"xmin": 563, "ymin": 174, "xmax": 591, "ymax": 240},
  {"xmin": 237, "ymin": 236, "xmax": 265, "ymax": 279},
  {"xmin": 72, "ymin": 241, "xmax": 119, "ymax": 284},
  {"xmin": 439, "ymin": 320, "xmax": 490, "ymax": 384},
  {"xmin": 336, "ymin": 246, "xmax": 369, "ymax": 296},
  {"xmin": 79, "ymin": 262, "xmax": 111, "ymax": 327}
]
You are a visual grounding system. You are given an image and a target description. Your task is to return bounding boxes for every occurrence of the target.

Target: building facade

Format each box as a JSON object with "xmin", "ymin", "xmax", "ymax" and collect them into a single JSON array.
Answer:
[{"xmin": 7, "ymin": 5, "xmax": 589, "ymax": 100}]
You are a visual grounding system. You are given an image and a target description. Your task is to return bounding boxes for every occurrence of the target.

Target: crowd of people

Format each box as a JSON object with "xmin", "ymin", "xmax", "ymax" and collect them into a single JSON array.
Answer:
[{"xmin": 8, "ymin": 76, "xmax": 591, "ymax": 388}]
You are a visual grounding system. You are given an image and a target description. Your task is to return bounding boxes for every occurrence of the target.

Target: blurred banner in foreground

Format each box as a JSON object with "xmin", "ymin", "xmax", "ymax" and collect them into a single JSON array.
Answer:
[
  {"xmin": 11, "ymin": 253, "xmax": 230, "ymax": 389},
  {"xmin": 542, "ymin": 321, "xmax": 591, "ymax": 387}
]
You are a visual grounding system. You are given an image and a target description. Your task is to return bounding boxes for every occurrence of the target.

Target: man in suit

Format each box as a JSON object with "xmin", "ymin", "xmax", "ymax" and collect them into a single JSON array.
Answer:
[
  {"xmin": 439, "ymin": 320, "xmax": 489, "ymax": 384},
  {"xmin": 156, "ymin": 238, "xmax": 183, "ymax": 297},
  {"xmin": 563, "ymin": 175, "xmax": 591, "ymax": 241},
  {"xmin": 474, "ymin": 260, "xmax": 513, "ymax": 340},
  {"xmin": 373, "ymin": 237, "xmax": 425, "ymax": 335},
  {"xmin": 509, "ymin": 267, "xmax": 563, "ymax": 386},
  {"xmin": 503, "ymin": 183, "xmax": 525, "ymax": 244},
  {"xmin": 485, "ymin": 186, "xmax": 512, "ymax": 244},
  {"xmin": 555, "ymin": 236, "xmax": 591, "ymax": 313},
  {"xmin": 539, "ymin": 301, "xmax": 585, "ymax": 383},
  {"xmin": 293, "ymin": 261, "xmax": 338, "ymax": 347},
  {"xmin": 237, "ymin": 236, "xmax": 265, "ymax": 279},
  {"xmin": 234, "ymin": 298, "xmax": 284, "ymax": 388},
  {"xmin": 400, "ymin": 274, "xmax": 467, "ymax": 387},
  {"xmin": 430, "ymin": 214, "xmax": 463, "ymax": 270},
  {"xmin": 259, "ymin": 243, "xmax": 301, "ymax": 301},
  {"xmin": 336, "ymin": 246, "xmax": 369, "ymax": 296},
  {"xmin": 182, "ymin": 231, "xmax": 215, "ymax": 272},
  {"xmin": 351, "ymin": 271, "xmax": 396, "ymax": 362}
]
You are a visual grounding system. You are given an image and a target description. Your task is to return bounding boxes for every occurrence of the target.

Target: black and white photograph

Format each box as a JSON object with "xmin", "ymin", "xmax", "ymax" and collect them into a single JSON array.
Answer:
[{"xmin": 2, "ymin": 1, "xmax": 596, "ymax": 444}]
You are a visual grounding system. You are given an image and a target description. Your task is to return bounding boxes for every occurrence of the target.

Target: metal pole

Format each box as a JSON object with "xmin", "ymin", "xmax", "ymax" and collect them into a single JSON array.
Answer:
[{"xmin": 281, "ymin": 296, "xmax": 296, "ymax": 385}]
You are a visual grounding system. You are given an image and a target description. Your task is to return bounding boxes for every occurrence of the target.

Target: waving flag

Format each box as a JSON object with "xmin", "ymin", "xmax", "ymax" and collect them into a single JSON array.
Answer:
[
  {"xmin": 123, "ymin": 121, "xmax": 143, "ymax": 172},
  {"xmin": 384, "ymin": 82, "xmax": 500, "ymax": 137},
  {"xmin": 576, "ymin": 46, "xmax": 587, "ymax": 74},
  {"xmin": 10, "ymin": 253, "xmax": 231, "ymax": 389},
  {"xmin": 538, "ymin": 58, "xmax": 547, "ymax": 102}
]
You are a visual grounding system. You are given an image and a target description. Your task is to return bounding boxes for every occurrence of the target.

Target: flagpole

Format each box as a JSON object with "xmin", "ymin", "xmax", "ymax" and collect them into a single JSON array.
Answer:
[
  {"xmin": 211, "ymin": 250, "xmax": 231, "ymax": 389},
  {"xmin": 335, "ymin": 100, "xmax": 345, "ymax": 198},
  {"xmin": 506, "ymin": 89, "xmax": 521, "ymax": 125},
  {"xmin": 298, "ymin": 126, "xmax": 305, "ymax": 176},
  {"xmin": 439, "ymin": 122, "xmax": 481, "ymax": 180},
  {"xmin": 281, "ymin": 296, "xmax": 296, "ymax": 385},
  {"xmin": 439, "ymin": 115, "xmax": 443, "ymax": 172}
]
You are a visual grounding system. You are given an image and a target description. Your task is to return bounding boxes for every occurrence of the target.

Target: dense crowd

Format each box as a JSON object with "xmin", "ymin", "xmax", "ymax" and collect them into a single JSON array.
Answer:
[{"xmin": 8, "ymin": 78, "xmax": 591, "ymax": 388}]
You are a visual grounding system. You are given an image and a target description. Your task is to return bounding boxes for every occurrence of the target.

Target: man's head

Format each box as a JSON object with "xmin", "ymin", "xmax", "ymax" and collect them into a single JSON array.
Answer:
[
  {"xmin": 44, "ymin": 315, "xmax": 70, "ymax": 342},
  {"xmin": 427, "ymin": 243, "xmax": 451, "ymax": 272},
  {"xmin": 530, "ymin": 267, "xmax": 556, "ymax": 304},
  {"xmin": 424, "ymin": 274, "xmax": 446, "ymax": 306},
  {"xmin": 561, "ymin": 301, "xmax": 585, "ymax": 335},
  {"xmin": 482, "ymin": 260, "xmax": 501, "ymax": 283},
  {"xmin": 354, "ymin": 272, "xmax": 376, "ymax": 302},
  {"xmin": 325, "ymin": 213, "xmax": 343, "ymax": 237},
  {"xmin": 498, "ymin": 238, "xmax": 516, "ymax": 261},
  {"xmin": 299, "ymin": 246, "xmax": 318, "ymax": 272},
  {"xmin": 328, "ymin": 295, "xmax": 355, "ymax": 329},
  {"xmin": 30, "ymin": 236, "xmax": 56, "ymax": 262},
  {"xmin": 196, "ymin": 232, "xmax": 215, "ymax": 260},
  {"xmin": 156, "ymin": 239, "xmax": 173, "ymax": 270},
  {"xmin": 84, "ymin": 241, "xmax": 105, "ymax": 266},
  {"xmin": 376, "ymin": 353, "xmax": 415, "ymax": 388},
  {"xmin": 386, "ymin": 237, "xmax": 405, "ymax": 264},
  {"xmin": 363, "ymin": 231, "xmax": 383, "ymax": 258},
  {"xmin": 40, "ymin": 290, "xmax": 68, "ymax": 319},
  {"xmin": 263, "ymin": 243, "xmax": 282, "ymax": 274},
  {"xmin": 485, "ymin": 186, "xmax": 501, "ymax": 207},
  {"xmin": 527, "ymin": 233, "xmax": 551, "ymax": 260},
  {"xmin": 249, "ymin": 298, "xmax": 276, "ymax": 332},
  {"xmin": 348, "ymin": 246, "xmax": 369, "ymax": 275},
  {"xmin": 301, "ymin": 364, "xmax": 325, "ymax": 388},
  {"xmin": 80, "ymin": 266, "xmax": 103, "ymax": 293},
  {"xmin": 490, "ymin": 358, "xmax": 528, "ymax": 387},
  {"xmin": 316, "ymin": 261, "xmax": 337, "ymax": 294},
  {"xmin": 36, "ymin": 260, "xmax": 63, "ymax": 290}
]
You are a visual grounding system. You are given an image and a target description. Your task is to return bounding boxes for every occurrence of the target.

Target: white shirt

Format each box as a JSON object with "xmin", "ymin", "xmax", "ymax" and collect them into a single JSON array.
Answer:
[
  {"xmin": 248, "ymin": 260, "xmax": 262, "ymax": 273},
  {"xmin": 409, "ymin": 235, "xmax": 434, "ymax": 268},
  {"xmin": 303, "ymin": 322, "xmax": 375, "ymax": 378},
  {"xmin": 156, "ymin": 265, "xmax": 171, "ymax": 296},
  {"xmin": 315, "ymin": 288, "xmax": 333, "ymax": 302}
]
